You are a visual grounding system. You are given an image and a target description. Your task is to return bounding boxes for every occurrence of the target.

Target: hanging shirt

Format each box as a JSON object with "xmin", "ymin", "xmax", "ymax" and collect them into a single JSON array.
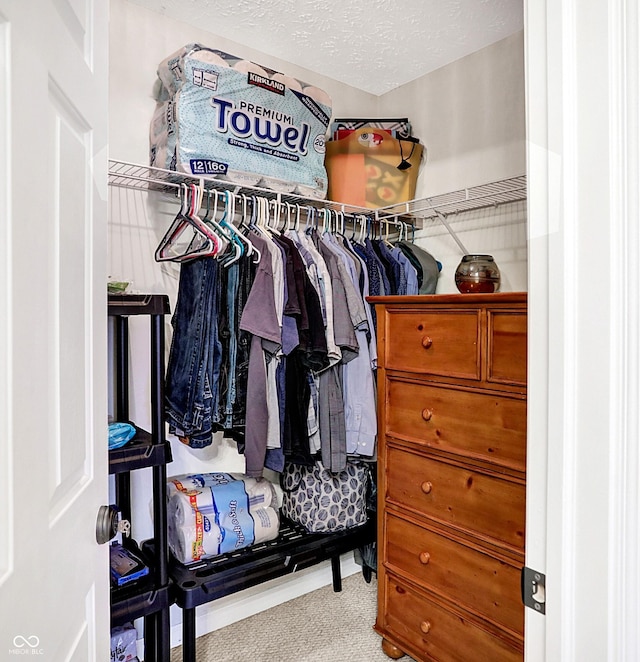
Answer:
[
  {"xmin": 239, "ymin": 232, "xmax": 282, "ymax": 478},
  {"xmin": 320, "ymin": 235, "xmax": 376, "ymax": 459},
  {"xmin": 391, "ymin": 246, "xmax": 419, "ymax": 295},
  {"xmin": 342, "ymin": 236, "xmax": 378, "ymax": 369}
]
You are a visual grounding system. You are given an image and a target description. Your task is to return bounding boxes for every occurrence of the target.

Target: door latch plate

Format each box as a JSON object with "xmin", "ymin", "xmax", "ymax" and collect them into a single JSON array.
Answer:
[{"xmin": 522, "ymin": 566, "xmax": 546, "ymax": 614}]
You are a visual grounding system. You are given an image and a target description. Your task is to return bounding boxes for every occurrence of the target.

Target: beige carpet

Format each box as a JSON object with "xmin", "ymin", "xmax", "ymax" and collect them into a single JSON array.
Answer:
[{"xmin": 170, "ymin": 572, "xmax": 399, "ymax": 661}]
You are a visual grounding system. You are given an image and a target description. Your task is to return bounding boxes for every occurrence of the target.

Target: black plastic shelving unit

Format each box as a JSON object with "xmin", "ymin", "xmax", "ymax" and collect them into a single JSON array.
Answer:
[
  {"xmin": 108, "ymin": 293, "xmax": 172, "ymax": 662},
  {"xmin": 166, "ymin": 517, "xmax": 376, "ymax": 662}
]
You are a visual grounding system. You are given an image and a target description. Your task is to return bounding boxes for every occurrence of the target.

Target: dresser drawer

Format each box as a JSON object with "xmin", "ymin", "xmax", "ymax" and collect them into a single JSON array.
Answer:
[
  {"xmin": 385, "ymin": 378, "xmax": 527, "ymax": 471},
  {"xmin": 383, "ymin": 309, "xmax": 481, "ymax": 379},
  {"xmin": 383, "ymin": 574, "xmax": 523, "ymax": 662},
  {"xmin": 386, "ymin": 447, "xmax": 525, "ymax": 551},
  {"xmin": 487, "ymin": 310, "xmax": 527, "ymax": 386},
  {"xmin": 384, "ymin": 513, "xmax": 524, "ymax": 635}
]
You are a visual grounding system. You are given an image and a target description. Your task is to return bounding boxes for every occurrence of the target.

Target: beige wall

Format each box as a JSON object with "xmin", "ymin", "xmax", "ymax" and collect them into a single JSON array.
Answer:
[
  {"xmin": 378, "ymin": 31, "xmax": 526, "ymax": 198},
  {"xmin": 378, "ymin": 32, "xmax": 527, "ymax": 293}
]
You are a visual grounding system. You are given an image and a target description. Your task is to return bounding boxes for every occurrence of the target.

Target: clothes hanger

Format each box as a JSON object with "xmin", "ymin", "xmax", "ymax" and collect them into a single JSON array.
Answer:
[
  {"xmin": 383, "ymin": 218, "xmax": 395, "ymax": 248},
  {"xmin": 366, "ymin": 215, "xmax": 374, "ymax": 241},
  {"xmin": 267, "ymin": 199, "xmax": 283, "ymax": 233},
  {"xmin": 360, "ymin": 215, "xmax": 368, "ymax": 243},
  {"xmin": 284, "ymin": 202, "xmax": 295, "ymax": 232},
  {"xmin": 234, "ymin": 194, "xmax": 262, "ymax": 264},
  {"xmin": 154, "ymin": 183, "xmax": 216, "ymax": 263},
  {"xmin": 350, "ymin": 215, "xmax": 358, "ymax": 242},
  {"xmin": 320, "ymin": 208, "xmax": 330, "ymax": 234},
  {"xmin": 304, "ymin": 206, "xmax": 316, "ymax": 233},
  {"xmin": 172, "ymin": 183, "xmax": 222, "ymax": 261},
  {"xmin": 177, "ymin": 185, "xmax": 226, "ymax": 261},
  {"xmin": 228, "ymin": 190, "xmax": 258, "ymax": 262},
  {"xmin": 202, "ymin": 188, "xmax": 238, "ymax": 258},
  {"xmin": 244, "ymin": 195, "xmax": 259, "ymax": 230},
  {"xmin": 217, "ymin": 191, "xmax": 243, "ymax": 267},
  {"xmin": 234, "ymin": 193, "xmax": 261, "ymax": 262},
  {"xmin": 249, "ymin": 196, "xmax": 271, "ymax": 244}
]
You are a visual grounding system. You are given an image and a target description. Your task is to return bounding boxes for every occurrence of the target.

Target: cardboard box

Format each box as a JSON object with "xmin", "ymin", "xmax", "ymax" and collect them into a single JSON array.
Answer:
[{"xmin": 325, "ymin": 128, "xmax": 423, "ymax": 208}]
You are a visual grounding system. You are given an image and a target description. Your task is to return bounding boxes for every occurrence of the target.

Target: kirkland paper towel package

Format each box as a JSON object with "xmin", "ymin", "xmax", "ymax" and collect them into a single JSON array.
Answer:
[{"xmin": 150, "ymin": 44, "xmax": 332, "ymax": 198}]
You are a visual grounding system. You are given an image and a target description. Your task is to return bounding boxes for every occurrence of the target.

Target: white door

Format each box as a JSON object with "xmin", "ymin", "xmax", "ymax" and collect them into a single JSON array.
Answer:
[{"xmin": 0, "ymin": 1, "xmax": 109, "ymax": 659}]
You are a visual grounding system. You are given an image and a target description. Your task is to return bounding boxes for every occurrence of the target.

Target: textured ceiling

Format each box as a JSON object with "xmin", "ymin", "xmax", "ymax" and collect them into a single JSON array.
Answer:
[{"xmin": 127, "ymin": 0, "xmax": 523, "ymax": 95}]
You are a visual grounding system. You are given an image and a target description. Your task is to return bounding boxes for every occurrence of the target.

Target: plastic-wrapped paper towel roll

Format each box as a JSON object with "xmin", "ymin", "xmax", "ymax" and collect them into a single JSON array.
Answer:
[
  {"xmin": 167, "ymin": 474, "xmax": 206, "ymax": 495},
  {"xmin": 170, "ymin": 473, "xmax": 277, "ymax": 509},
  {"xmin": 233, "ymin": 59, "xmax": 269, "ymax": 78},
  {"xmin": 169, "ymin": 517, "xmax": 223, "ymax": 564},
  {"xmin": 251, "ymin": 507, "xmax": 280, "ymax": 544},
  {"xmin": 168, "ymin": 486, "xmax": 215, "ymax": 515},
  {"xmin": 230, "ymin": 475, "xmax": 276, "ymax": 508},
  {"xmin": 167, "ymin": 475, "xmax": 219, "ymax": 504},
  {"xmin": 167, "ymin": 492, "xmax": 187, "ymax": 526},
  {"xmin": 272, "ymin": 72, "xmax": 303, "ymax": 92},
  {"xmin": 167, "ymin": 492, "xmax": 209, "ymax": 527},
  {"xmin": 168, "ymin": 473, "xmax": 238, "ymax": 493},
  {"xmin": 191, "ymin": 49, "xmax": 229, "ymax": 68},
  {"xmin": 302, "ymin": 85, "xmax": 332, "ymax": 108}
]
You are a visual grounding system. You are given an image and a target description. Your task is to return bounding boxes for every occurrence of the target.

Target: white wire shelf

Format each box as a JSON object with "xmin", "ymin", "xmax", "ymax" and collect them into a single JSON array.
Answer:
[
  {"xmin": 108, "ymin": 160, "xmax": 526, "ymax": 246},
  {"xmin": 108, "ymin": 159, "xmax": 377, "ymax": 218},
  {"xmin": 378, "ymin": 175, "xmax": 527, "ymax": 220}
]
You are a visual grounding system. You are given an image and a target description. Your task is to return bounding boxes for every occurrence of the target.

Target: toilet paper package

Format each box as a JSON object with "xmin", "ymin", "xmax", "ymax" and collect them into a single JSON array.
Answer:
[
  {"xmin": 167, "ymin": 473, "xmax": 280, "ymax": 564},
  {"xmin": 110, "ymin": 623, "xmax": 138, "ymax": 662},
  {"xmin": 168, "ymin": 516, "xmax": 223, "ymax": 564},
  {"xmin": 168, "ymin": 472, "xmax": 276, "ymax": 509},
  {"xmin": 150, "ymin": 44, "xmax": 332, "ymax": 198}
]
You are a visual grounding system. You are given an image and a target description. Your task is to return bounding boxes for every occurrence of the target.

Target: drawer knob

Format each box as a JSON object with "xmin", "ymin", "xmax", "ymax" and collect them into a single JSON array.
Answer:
[
  {"xmin": 419, "ymin": 552, "xmax": 431, "ymax": 565},
  {"xmin": 421, "ymin": 408, "xmax": 433, "ymax": 421},
  {"xmin": 421, "ymin": 336, "xmax": 433, "ymax": 349},
  {"xmin": 421, "ymin": 481, "xmax": 433, "ymax": 494},
  {"xmin": 420, "ymin": 621, "xmax": 432, "ymax": 635}
]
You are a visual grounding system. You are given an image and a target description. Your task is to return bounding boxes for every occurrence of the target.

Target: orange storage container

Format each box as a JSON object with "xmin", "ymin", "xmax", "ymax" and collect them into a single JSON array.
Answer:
[{"xmin": 325, "ymin": 127, "xmax": 423, "ymax": 208}]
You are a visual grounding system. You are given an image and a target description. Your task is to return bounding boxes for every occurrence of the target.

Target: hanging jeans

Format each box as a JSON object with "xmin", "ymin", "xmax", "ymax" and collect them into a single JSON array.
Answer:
[
  {"xmin": 218, "ymin": 254, "xmax": 256, "ymax": 442},
  {"xmin": 165, "ymin": 256, "xmax": 222, "ymax": 448}
]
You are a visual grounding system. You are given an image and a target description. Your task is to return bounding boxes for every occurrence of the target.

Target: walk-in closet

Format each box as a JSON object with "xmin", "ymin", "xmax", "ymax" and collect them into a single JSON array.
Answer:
[
  {"xmin": 106, "ymin": 1, "xmax": 527, "ymax": 659},
  {"xmin": 4, "ymin": 1, "xmax": 640, "ymax": 661}
]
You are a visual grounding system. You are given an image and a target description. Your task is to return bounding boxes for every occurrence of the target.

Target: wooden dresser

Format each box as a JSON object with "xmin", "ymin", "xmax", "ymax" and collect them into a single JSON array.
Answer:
[{"xmin": 370, "ymin": 293, "xmax": 527, "ymax": 662}]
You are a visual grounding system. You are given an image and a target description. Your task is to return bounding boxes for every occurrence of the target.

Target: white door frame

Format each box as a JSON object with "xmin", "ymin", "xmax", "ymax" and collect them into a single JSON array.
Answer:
[{"xmin": 525, "ymin": 0, "xmax": 640, "ymax": 660}]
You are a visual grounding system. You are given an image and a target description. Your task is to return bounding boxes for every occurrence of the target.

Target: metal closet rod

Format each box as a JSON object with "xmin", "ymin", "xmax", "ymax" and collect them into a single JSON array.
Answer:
[
  {"xmin": 107, "ymin": 159, "xmax": 417, "ymax": 236},
  {"xmin": 107, "ymin": 160, "xmax": 526, "ymax": 250},
  {"xmin": 107, "ymin": 159, "xmax": 386, "ymax": 217}
]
